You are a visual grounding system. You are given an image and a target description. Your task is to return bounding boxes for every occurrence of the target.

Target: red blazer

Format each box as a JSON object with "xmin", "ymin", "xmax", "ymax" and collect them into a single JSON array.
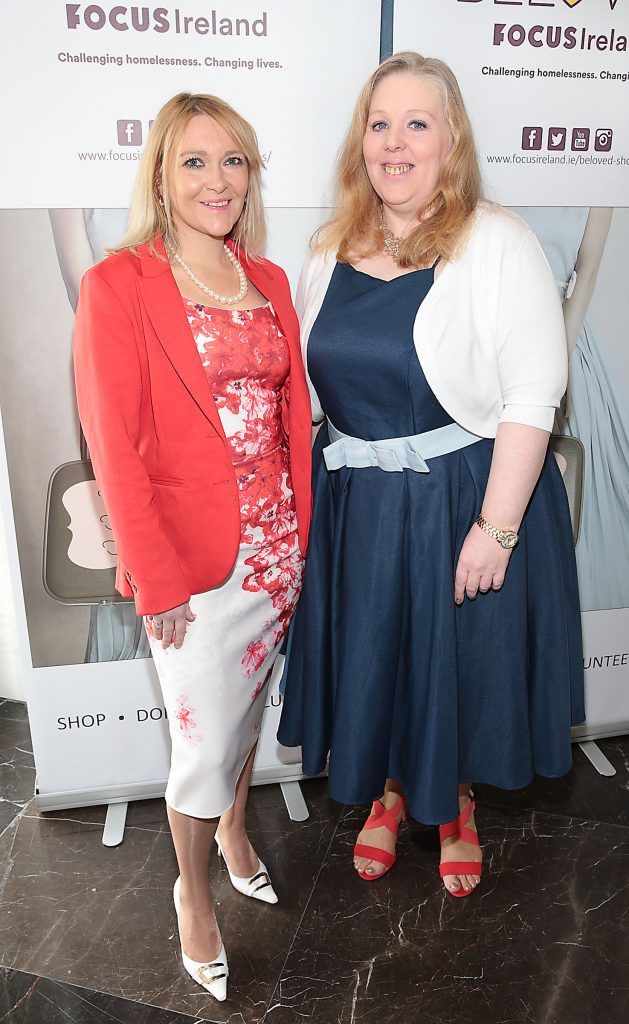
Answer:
[{"xmin": 73, "ymin": 238, "xmax": 312, "ymax": 616}]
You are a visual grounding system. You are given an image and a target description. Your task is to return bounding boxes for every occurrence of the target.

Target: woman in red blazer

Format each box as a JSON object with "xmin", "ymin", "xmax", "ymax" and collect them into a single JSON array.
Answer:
[{"xmin": 73, "ymin": 93, "xmax": 311, "ymax": 1001}]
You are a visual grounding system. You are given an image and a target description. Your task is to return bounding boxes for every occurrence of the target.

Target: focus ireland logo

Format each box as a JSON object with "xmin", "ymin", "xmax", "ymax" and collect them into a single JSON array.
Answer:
[
  {"xmin": 457, "ymin": 1, "xmax": 620, "ymax": 10},
  {"xmin": 65, "ymin": 4, "xmax": 269, "ymax": 36}
]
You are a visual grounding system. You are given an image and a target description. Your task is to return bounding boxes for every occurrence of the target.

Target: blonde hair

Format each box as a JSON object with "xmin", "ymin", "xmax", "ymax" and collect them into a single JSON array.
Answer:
[
  {"xmin": 316, "ymin": 51, "xmax": 484, "ymax": 267},
  {"xmin": 111, "ymin": 92, "xmax": 266, "ymax": 256}
]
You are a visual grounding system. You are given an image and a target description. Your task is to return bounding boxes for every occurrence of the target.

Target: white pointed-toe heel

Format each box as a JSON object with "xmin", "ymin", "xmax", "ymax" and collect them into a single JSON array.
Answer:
[
  {"xmin": 173, "ymin": 876, "xmax": 229, "ymax": 1002},
  {"xmin": 215, "ymin": 834, "xmax": 278, "ymax": 905}
]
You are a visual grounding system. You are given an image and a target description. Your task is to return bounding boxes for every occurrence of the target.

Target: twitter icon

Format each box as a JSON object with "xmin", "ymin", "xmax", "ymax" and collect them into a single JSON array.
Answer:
[{"xmin": 548, "ymin": 127, "xmax": 567, "ymax": 151}]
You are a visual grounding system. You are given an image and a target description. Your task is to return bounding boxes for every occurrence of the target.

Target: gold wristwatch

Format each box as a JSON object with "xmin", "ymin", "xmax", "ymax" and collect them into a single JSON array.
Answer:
[{"xmin": 475, "ymin": 513, "xmax": 519, "ymax": 550}]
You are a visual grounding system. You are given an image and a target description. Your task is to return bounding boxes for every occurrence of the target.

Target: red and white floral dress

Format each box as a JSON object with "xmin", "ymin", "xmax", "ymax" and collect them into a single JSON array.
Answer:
[{"xmin": 147, "ymin": 300, "xmax": 304, "ymax": 818}]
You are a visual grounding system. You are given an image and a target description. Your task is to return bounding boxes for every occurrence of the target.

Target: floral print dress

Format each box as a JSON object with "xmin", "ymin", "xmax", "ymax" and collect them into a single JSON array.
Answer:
[{"xmin": 147, "ymin": 300, "xmax": 304, "ymax": 818}]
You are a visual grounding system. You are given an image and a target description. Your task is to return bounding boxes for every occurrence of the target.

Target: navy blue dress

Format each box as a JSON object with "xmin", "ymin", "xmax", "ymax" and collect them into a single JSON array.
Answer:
[{"xmin": 277, "ymin": 262, "xmax": 584, "ymax": 825}]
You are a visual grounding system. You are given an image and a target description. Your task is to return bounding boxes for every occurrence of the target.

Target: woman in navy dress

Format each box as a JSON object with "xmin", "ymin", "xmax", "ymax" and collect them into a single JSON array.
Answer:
[{"xmin": 278, "ymin": 52, "xmax": 584, "ymax": 896}]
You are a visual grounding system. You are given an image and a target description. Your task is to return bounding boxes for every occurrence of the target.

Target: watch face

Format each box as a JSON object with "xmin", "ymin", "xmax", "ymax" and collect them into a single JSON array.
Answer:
[{"xmin": 501, "ymin": 531, "xmax": 518, "ymax": 549}]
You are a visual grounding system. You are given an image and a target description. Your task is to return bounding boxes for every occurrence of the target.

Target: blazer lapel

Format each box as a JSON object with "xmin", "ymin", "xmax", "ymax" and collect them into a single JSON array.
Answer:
[{"xmin": 137, "ymin": 241, "xmax": 226, "ymax": 439}]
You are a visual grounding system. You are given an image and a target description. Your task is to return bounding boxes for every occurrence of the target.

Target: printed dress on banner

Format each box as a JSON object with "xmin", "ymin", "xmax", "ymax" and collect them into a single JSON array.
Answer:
[{"xmin": 516, "ymin": 207, "xmax": 629, "ymax": 613}]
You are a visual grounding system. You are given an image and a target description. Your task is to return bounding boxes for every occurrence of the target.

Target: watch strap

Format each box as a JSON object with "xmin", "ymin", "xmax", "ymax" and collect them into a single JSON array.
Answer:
[{"xmin": 475, "ymin": 513, "xmax": 518, "ymax": 547}]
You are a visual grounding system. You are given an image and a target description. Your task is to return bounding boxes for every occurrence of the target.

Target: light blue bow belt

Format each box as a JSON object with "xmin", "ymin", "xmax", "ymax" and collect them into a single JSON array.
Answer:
[{"xmin": 323, "ymin": 419, "xmax": 480, "ymax": 473}]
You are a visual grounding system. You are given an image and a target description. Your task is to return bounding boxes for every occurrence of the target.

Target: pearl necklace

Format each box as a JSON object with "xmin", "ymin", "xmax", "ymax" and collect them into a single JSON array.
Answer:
[{"xmin": 166, "ymin": 241, "xmax": 248, "ymax": 305}]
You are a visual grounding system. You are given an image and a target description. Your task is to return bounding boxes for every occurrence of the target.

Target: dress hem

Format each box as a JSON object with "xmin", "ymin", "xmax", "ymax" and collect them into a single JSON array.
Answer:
[
  {"xmin": 289, "ymin": 758, "xmax": 576, "ymax": 827},
  {"xmin": 165, "ymin": 736, "xmax": 260, "ymax": 821}
]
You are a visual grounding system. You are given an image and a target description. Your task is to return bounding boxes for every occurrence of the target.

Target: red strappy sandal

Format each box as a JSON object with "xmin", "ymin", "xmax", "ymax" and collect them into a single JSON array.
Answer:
[
  {"xmin": 353, "ymin": 795, "xmax": 407, "ymax": 881},
  {"xmin": 438, "ymin": 796, "xmax": 483, "ymax": 898}
]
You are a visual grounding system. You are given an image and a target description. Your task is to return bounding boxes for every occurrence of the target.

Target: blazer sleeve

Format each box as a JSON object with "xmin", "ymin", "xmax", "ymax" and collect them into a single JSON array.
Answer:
[
  {"xmin": 495, "ymin": 229, "xmax": 568, "ymax": 432},
  {"xmin": 73, "ymin": 266, "xmax": 190, "ymax": 616},
  {"xmin": 295, "ymin": 251, "xmax": 326, "ymax": 424}
]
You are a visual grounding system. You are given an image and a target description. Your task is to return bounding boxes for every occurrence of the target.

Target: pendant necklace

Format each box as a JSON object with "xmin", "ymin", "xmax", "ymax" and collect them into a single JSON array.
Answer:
[
  {"xmin": 380, "ymin": 212, "xmax": 441, "ymax": 270},
  {"xmin": 381, "ymin": 214, "xmax": 404, "ymax": 263}
]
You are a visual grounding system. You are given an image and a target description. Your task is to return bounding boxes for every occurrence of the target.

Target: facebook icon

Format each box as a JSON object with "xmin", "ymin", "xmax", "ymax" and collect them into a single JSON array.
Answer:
[
  {"xmin": 521, "ymin": 126, "xmax": 542, "ymax": 151},
  {"xmin": 117, "ymin": 120, "xmax": 142, "ymax": 146}
]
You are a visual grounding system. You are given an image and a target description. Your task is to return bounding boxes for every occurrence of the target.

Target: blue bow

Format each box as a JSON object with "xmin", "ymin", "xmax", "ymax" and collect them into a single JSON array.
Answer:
[{"xmin": 323, "ymin": 436, "xmax": 430, "ymax": 473}]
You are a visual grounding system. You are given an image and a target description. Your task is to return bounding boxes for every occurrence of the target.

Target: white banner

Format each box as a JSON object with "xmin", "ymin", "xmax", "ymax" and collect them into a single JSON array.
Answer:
[
  {"xmin": 394, "ymin": 0, "xmax": 629, "ymax": 206},
  {"xmin": 0, "ymin": 0, "xmax": 381, "ymax": 208},
  {"xmin": 575, "ymin": 609, "xmax": 629, "ymax": 740},
  {"xmin": 512, "ymin": 209, "xmax": 629, "ymax": 736},
  {"xmin": 0, "ymin": 1, "xmax": 381, "ymax": 813},
  {"xmin": 392, "ymin": 4, "xmax": 629, "ymax": 743}
]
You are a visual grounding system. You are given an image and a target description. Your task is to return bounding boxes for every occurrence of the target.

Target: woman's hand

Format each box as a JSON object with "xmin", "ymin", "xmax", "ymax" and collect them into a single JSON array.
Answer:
[
  {"xmin": 147, "ymin": 602, "xmax": 196, "ymax": 649},
  {"xmin": 454, "ymin": 524, "xmax": 512, "ymax": 604}
]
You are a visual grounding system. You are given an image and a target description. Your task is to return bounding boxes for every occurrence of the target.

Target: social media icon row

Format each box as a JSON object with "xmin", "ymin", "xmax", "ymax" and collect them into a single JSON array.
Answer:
[
  {"xmin": 116, "ymin": 120, "xmax": 155, "ymax": 146},
  {"xmin": 522, "ymin": 127, "xmax": 613, "ymax": 153}
]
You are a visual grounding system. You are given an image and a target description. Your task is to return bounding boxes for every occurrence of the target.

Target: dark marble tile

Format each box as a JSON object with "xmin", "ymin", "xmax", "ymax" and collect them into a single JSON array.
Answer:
[
  {"xmin": 0, "ymin": 966, "xmax": 210, "ymax": 1022},
  {"xmin": 0, "ymin": 801, "xmax": 24, "ymax": 837},
  {"xmin": 0, "ymin": 700, "xmax": 29, "ymax": 725},
  {"xmin": 266, "ymin": 804, "xmax": 629, "ymax": 1024},
  {"xmin": 0, "ymin": 714, "xmax": 33, "ymax": 767},
  {"xmin": 0, "ymin": 707, "xmax": 36, "ymax": 814},
  {"xmin": 0, "ymin": 779, "xmax": 341, "ymax": 1023},
  {"xmin": 475, "ymin": 735, "xmax": 629, "ymax": 829}
]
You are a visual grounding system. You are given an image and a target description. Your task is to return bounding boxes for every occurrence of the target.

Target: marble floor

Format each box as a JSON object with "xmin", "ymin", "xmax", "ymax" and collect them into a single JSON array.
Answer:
[{"xmin": 1, "ymin": 696, "xmax": 629, "ymax": 1023}]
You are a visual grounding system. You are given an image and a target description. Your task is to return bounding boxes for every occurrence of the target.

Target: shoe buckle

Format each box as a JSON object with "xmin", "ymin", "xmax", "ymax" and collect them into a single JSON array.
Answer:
[{"xmin": 197, "ymin": 963, "xmax": 226, "ymax": 984}]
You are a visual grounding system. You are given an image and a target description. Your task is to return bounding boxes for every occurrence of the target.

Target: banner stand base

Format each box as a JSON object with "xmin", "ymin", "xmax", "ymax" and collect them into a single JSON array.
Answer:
[
  {"xmin": 280, "ymin": 781, "xmax": 309, "ymax": 821},
  {"xmin": 96, "ymin": 784, "xmax": 309, "ymax": 846},
  {"xmin": 33, "ymin": 773, "xmax": 313, "ymax": 847},
  {"xmin": 102, "ymin": 801, "xmax": 128, "ymax": 847},
  {"xmin": 578, "ymin": 741, "xmax": 617, "ymax": 778}
]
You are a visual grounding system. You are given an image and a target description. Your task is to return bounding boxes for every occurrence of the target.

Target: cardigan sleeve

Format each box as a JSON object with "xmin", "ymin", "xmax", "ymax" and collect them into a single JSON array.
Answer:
[
  {"xmin": 295, "ymin": 251, "xmax": 325, "ymax": 424},
  {"xmin": 495, "ymin": 229, "xmax": 568, "ymax": 432},
  {"xmin": 73, "ymin": 266, "xmax": 190, "ymax": 616}
]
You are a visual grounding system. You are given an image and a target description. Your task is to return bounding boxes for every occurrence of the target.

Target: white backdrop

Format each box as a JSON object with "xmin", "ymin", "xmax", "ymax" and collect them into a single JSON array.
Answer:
[
  {"xmin": 394, "ymin": 0, "xmax": 629, "ymax": 206},
  {"xmin": 0, "ymin": 0, "xmax": 381, "ymax": 208}
]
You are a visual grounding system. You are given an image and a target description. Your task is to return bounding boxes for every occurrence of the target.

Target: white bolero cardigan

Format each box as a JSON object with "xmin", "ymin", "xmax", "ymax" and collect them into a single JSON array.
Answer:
[{"xmin": 295, "ymin": 202, "xmax": 567, "ymax": 437}]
